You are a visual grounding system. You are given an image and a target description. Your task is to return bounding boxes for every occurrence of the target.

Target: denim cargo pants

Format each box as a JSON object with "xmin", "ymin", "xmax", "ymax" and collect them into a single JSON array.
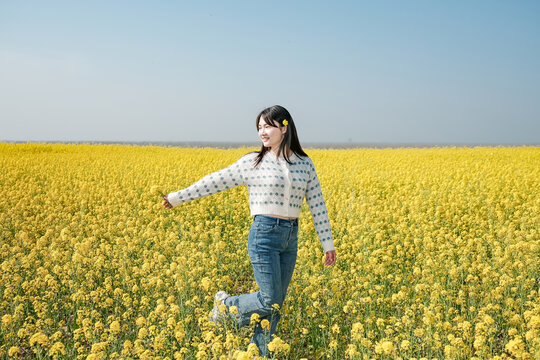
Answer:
[{"xmin": 224, "ymin": 214, "xmax": 299, "ymax": 357}]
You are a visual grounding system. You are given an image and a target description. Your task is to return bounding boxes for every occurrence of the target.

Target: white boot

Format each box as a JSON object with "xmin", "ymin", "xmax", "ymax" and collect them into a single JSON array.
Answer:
[{"xmin": 208, "ymin": 290, "xmax": 230, "ymax": 324}]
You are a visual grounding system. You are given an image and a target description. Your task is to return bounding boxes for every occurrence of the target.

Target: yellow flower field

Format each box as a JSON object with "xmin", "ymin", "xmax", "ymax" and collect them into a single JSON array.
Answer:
[{"xmin": 0, "ymin": 143, "xmax": 538, "ymax": 360}]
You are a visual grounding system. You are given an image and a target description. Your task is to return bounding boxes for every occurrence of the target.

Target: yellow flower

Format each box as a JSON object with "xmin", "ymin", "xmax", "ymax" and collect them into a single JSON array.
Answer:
[
  {"xmin": 201, "ymin": 277, "xmax": 211, "ymax": 292},
  {"xmin": 167, "ymin": 317, "xmax": 176, "ymax": 329},
  {"xmin": 51, "ymin": 331, "xmax": 63, "ymax": 342},
  {"xmin": 150, "ymin": 185, "xmax": 164, "ymax": 197},
  {"xmin": 267, "ymin": 336, "xmax": 289, "ymax": 354},
  {"xmin": 48, "ymin": 341, "xmax": 66, "ymax": 357},
  {"xmin": 175, "ymin": 327, "xmax": 186, "ymax": 342},
  {"xmin": 122, "ymin": 340, "xmax": 133, "ymax": 356},
  {"xmin": 2, "ymin": 314, "xmax": 12, "ymax": 326},
  {"xmin": 282, "ymin": 119, "xmax": 288, "ymax": 126},
  {"xmin": 8, "ymin": 347, "xmax": 20, "ymax": 357},
  {"xmin": 235, "ymin": 351, "xmax": 251, "ymax": 360},
  {"xmin": 400, "ymin": 339, "xmax": 411, "ymax": 351},
  {"xmin": 90, "ymin": 341, "xmax": 108, "ymax": 353},
  {"xmin": 29, "ymin": 332, "xmax": 49, "ymax": 347},
  {"xmin": 247, "ymin": 343, "xmax": 259, "ymax": 356},
  {"xmin": 218, "ymin": 303, "xmax": 227, "ymax": 314},
  {"xmin": 135, "ymin": 316, "xmax": 146, "ymax": 327},
  {"xmin": 174, "ymin": 350, "xmax": 185, "ymax": 360},
  {"xmin": 375, "ymin": 340, "xmax": 394, "ymax": 355},
  {"xmin": 108, "ymin": 320, "xmax": 120, "ymax": 334},
  {"xmin": 505, "ymin": 336, "xmax": 526, "ymax": 358},
  {"xmin": 250, "ymin": 313, "xmax": 260, "ymax": 324},
  {"xmin": 525, "ymin": 328, "xmax": 537, "ymax": 342},
  {"xmin": 351, "ymin": 322, "xmax": 364, "ymax": 341},
  {"xmin": 138, "ymin": 327, "xmax": 148, "ymax": 339},
  {"xmin": 345, "ymin": 344, "xmax": 358, "ymax": 358},
  {"xmin": 261, "ymin": 319, "xmax": 270, "ymax": 330}
]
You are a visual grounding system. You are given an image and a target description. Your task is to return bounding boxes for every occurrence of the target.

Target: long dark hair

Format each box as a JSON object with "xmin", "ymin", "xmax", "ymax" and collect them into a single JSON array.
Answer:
[{"xmin": 252, "ymin": 105, "xmax": 308, "ymax": 167}]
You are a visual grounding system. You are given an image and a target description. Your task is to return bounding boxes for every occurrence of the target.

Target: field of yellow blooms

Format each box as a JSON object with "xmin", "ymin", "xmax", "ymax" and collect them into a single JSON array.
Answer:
[{"xmin": 0, "ymin": 143, "xmax": 539, "ymax": 360}]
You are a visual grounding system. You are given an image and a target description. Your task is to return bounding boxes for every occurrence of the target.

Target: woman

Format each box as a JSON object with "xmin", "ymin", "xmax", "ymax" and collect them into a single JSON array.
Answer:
[{"xmin": 162, "ymin": 105, "xmax": 337, "ymax": 357}]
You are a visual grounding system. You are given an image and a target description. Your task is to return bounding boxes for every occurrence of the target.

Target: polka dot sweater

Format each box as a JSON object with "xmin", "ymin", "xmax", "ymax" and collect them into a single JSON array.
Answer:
[{"xmin": 167, "ymin": 151, "xmax": 335, "ymax": 252}]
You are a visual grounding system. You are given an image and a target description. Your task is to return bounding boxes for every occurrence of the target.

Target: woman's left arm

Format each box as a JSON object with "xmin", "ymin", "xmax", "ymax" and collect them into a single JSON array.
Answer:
[{"xmin": 305, "ymin": 159, "xmax": 337, "ymax": 266}]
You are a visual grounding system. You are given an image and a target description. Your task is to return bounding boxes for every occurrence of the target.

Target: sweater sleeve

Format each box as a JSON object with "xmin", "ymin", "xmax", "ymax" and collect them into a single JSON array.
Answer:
[
  {"xmin": 305, "ymin": 160, "xmax": 335, "ymax": 253},
  {"xmin": 166, "ymin": 155, "xmax": 247, "ymax": 207}
]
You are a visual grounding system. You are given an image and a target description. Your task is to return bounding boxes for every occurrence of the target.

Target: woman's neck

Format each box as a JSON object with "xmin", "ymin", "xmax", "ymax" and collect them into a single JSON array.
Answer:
[{"xmin": 269, "ymin": 148, "xmax": 292, "ymax": 158}]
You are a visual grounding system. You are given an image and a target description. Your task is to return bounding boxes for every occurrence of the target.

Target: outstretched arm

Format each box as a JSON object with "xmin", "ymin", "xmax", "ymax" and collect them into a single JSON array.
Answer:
[{"xmin": 165, "ymin": 155, "xmax": 248, "ymax": 208}]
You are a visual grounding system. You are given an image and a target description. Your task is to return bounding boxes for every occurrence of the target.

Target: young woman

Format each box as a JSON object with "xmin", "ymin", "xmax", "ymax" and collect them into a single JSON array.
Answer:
[{"xmin": 162, "ymin": 105, "xmax": 337, "ymax": 357}]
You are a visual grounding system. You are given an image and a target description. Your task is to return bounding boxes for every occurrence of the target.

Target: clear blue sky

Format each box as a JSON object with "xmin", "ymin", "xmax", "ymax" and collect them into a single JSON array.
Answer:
[{"xmin": 1, "ymin": 0, "xmax": 539, "ymax": 144}]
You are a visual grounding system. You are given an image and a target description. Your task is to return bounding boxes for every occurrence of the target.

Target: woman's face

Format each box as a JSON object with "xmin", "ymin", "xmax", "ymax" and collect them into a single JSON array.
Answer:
[{"xmin": 258, "ymin": 117, "xmax": 286, "ymax": 150}]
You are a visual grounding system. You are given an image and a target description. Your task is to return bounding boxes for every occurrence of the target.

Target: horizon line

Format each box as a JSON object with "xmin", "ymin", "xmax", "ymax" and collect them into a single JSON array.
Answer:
[{"xmin": 1, "ymin": 140, "xmax": 538, "ymax": 149}]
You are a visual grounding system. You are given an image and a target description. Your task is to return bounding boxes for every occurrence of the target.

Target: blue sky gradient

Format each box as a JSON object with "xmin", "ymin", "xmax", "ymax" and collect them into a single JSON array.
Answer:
[{"xmin": 1, "ymin": 1, "xmax": 539, "ymax": 144}]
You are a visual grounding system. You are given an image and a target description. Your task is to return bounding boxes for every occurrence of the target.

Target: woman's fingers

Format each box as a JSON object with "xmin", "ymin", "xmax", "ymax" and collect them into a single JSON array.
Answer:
[
  {"xmin": 162, "ymin": 196, "xmax": 172, "ymax": 209},
  {"xmin": 325, "ymin": 250, "xmax": 337, "ymax": 266}
]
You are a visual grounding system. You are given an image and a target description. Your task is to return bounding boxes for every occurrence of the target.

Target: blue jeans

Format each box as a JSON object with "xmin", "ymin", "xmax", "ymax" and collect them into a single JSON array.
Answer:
[{"xmin": 224, "ymin": 214, "xmax": 299, "ymax": 357}]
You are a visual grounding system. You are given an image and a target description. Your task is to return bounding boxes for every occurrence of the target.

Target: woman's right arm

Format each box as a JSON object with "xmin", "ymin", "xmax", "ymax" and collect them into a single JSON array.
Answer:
[{"xmin": 165, "ymin": 154, "xmax": 249, "ymax": 208}]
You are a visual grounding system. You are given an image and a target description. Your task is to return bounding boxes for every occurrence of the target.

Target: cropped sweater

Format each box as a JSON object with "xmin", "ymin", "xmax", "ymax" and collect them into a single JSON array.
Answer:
[{"xmin": 167, "ymin": 151, "xmax": 335, "ymax": 252}]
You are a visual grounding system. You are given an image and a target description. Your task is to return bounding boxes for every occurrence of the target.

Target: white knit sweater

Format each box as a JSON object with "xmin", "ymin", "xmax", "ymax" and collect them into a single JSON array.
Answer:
[{"xmin": 167, "ymin": 151, "xmax": 335, "ymax": 252}]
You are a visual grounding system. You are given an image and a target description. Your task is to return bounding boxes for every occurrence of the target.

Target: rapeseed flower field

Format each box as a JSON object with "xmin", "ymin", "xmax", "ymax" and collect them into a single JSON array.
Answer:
[{"xmin": 0, "ymin": 143, "xmax": 538, "ymax": 359}]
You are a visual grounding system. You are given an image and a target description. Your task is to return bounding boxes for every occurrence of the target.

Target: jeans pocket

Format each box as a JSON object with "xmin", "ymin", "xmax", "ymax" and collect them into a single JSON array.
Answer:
[{"xmin": 257, "ymin": 222, "xmax": 278, "ymax": 232}]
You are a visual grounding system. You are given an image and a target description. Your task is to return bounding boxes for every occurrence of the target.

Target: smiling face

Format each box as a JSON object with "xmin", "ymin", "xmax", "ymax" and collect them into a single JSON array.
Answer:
[{"xmin": 258, "ymin": 116, "xmax": 286, "ymax": 151}]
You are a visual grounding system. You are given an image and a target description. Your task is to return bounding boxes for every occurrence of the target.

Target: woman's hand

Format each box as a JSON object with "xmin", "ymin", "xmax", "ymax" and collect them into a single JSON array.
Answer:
[
  {"xmin": 162, "ymin": 195, "xmax": 173, "ymax": 209},
  {"xmin": 324, "ymin": 250, "xmax": 337, "ymax": 266}
]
